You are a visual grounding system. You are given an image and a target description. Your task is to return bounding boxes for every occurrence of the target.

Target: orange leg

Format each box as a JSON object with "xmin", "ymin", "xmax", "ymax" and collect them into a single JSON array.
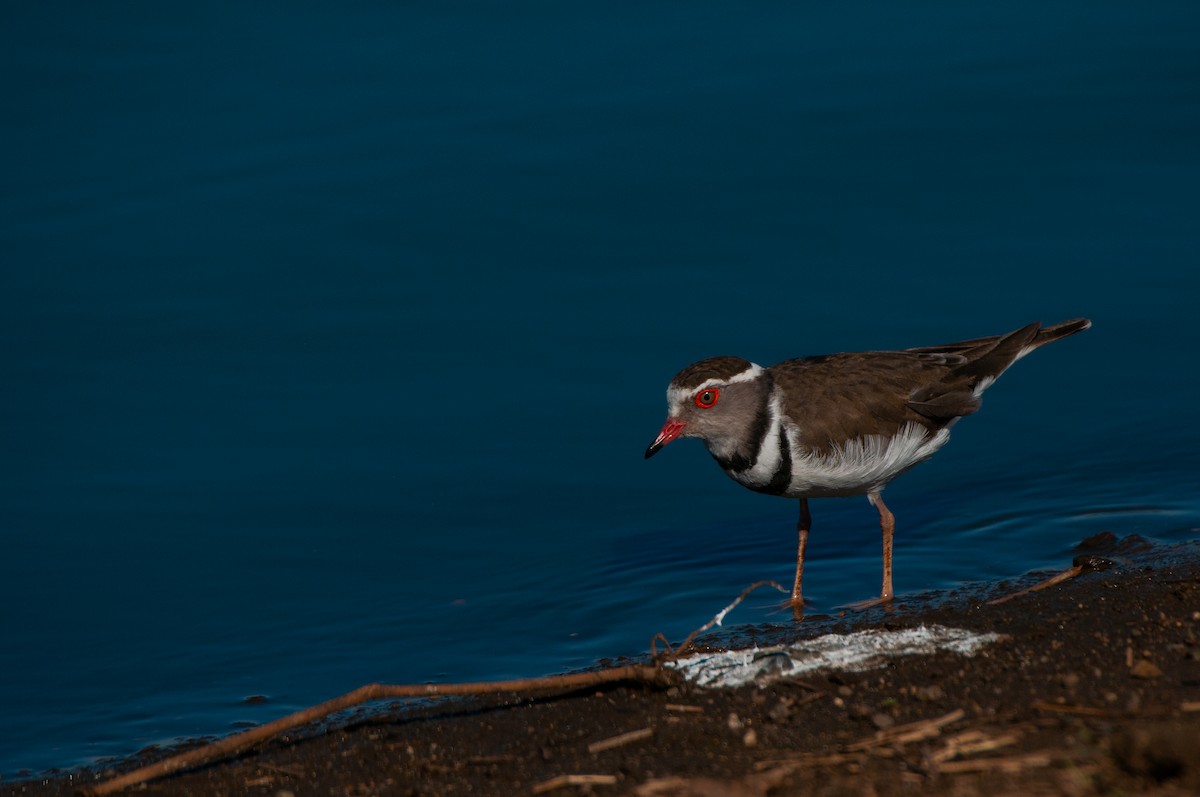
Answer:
[
  {"xmin": 790, "ymin": 498, "xmax": 811, "ymax": 619},
  {"xmin": 840, "ymin": 492, "xmax": 896, "ymax": 611},
  {"xmin": 870, "ymin": 492, "xmax": 895, "ymax": 601}
]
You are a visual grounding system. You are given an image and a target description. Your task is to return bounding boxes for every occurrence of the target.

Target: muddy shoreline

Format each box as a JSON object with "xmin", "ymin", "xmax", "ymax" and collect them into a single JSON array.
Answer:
[{"xmin": 6, "ymin": 533, "xmax": 1200, "ymax": 796}]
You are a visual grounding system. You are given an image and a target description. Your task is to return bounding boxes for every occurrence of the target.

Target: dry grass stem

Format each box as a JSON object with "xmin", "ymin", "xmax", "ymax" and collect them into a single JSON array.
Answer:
[
  {"xmin": 792, "ymin": 691, "xmax": 828, "ymax": 708},
  {"xmin": 1031, "ymin": 700, "xmax": 1120, "ymax": 717},
  {"xmin": 532, "ymin": 773, "xmax": 620, "ymax": 793},
  {"xmin": 844, "ymin": 708, "xmax": 966, "ymax": 751},
  {"xmin": 988, "ymin": 565, "xmax": 1083, "ymax": 605},
  {"xmin": 754, "ymin": 709, "xmax": 967, "ymax": 773},
  {"xmin": 754, "ymin": 752, "xmax": 862, "ymax": 771},
  {"xmin": 588, "ymin": 727, "xmax": 654, "ymax": 754},
  {"xmin": 936, "ymin": 751, "xmax": 1055, "ymax": 774},
  {"xmin": 931, "ymin": 729, "xmax": 1022, "ymax": 763},
  {"xmin": 652, "ymin": 581, "xmax": 787, "ymax": 659}
]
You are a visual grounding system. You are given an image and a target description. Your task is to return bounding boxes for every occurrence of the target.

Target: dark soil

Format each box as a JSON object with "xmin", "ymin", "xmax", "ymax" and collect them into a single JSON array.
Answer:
[{"xmin": 6, "ymin": 533, "xmax": 1200, "ymax": 797}]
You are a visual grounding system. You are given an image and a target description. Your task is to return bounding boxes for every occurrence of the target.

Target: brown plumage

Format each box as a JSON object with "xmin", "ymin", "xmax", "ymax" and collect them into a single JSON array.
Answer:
[
  {"xmin": 767, "ymin": 319, "xmax": 1090, "ymax": 455},
  {"xmin": 645, "ymin": 318, "xmax": 1091, "ymax": 617}
]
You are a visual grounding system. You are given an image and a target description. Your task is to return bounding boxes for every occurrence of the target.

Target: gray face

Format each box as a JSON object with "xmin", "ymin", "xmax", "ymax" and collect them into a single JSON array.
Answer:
[
  {"xmin": 667, "ymin": 376, "xmax": 769, "ymax": 462},
  {"xmin": 645, "ymin": 358, "xmax": 770, "ymax": 463}
]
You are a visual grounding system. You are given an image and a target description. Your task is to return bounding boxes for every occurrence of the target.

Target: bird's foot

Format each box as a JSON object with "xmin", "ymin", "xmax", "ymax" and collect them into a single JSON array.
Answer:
[
  {"xmin": 837, "ymin": 595, "xmax": 895, "ymax": 613},
  {"xmin": 768, "ymin": 596, "xmax": 809, "ymax": 620}
]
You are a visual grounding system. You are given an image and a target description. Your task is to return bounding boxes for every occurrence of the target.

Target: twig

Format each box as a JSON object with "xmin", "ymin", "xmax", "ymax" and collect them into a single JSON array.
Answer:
[
  {"xmin": 652, "ymin": 581, "xmax": 787, "ymax": 659},
  {"xmin": 988, "ymin": 564, "xmax": 1083, "ymax": 605},
  {"xmin": 468, "ymin": 754, "xmax": 520, "ymax": 764},
  {"xmin": 587, "ymin": 727, "xmax": 654, "ymax": 754},
  {"xmin": 930, "ymin": 729, "xmax": 1021, "ymax": 763},
  {"xmin": 84, "ymin": 665, "xmax": 674, "ymax": 796},
  {"xmin": 257, "ymin": 761, "xmax": 306, "ymax": 777},
  {"xmin": 636, "ymin": 768, "xmax": 791, "ymax": 796},
  {"xmin": 792, "ymin": 691, "xmax": 828, "ymax": 708},
  {"xmin": 1031, "ymin": 700, "xmax": 1120, "ymax": 718},
  {"xmin": 988, "ymin": 554, "xmax": 1116, "ymax": 606},
  {"xmin": 532, "ymin": 773, "xmax": 619, "ymax": 793},
  {"xmin": 844, "ymin": 708, "xmax": 966, "ymax": 751},
  {"xmin": 753, "ymin": 709, "xmax": 966, "ymax": 772},
  {"xmin": 936, "ymin": 751, "xmax": 1054, "ymax": 773},
  {"xmin": 754, "ymin": 752, "xmax": 860, "ymax": 771}
]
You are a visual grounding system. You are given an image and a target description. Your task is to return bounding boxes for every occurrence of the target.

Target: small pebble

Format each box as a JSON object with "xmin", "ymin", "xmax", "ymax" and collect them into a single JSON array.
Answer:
[
  {"xmin": 742, "ymin": 729, "xmax": 758, "ymax": 747},
  {"xmin": 1130, "ymin": 659, "xmax": 1163, "ymax": 679},
  {"xmin": 726, "ymin": 712, "xmax": 743, "ymax": 731},
  {"xmin": 871, "ymin": 713, "xmax": 895, "ymax": 730},
  {"xmin": 768, "ymin": 699, "xmax": 793, "ymax": 723},
  {"xmin": 915, "ymin": 684, "xmax": 945, "ymax": 702}
]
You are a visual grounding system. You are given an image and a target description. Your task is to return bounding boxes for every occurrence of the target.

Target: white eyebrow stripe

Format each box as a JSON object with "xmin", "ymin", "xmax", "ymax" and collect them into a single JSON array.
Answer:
[{"xmin": 667, "ymin": 363, "xmax": 765, "ymax": 405}]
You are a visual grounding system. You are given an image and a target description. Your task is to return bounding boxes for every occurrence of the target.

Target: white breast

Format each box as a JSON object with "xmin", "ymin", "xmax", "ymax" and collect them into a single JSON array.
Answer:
[{"xmin": 783, "ymin": 423, "xmax": 951, "ymax": 498}]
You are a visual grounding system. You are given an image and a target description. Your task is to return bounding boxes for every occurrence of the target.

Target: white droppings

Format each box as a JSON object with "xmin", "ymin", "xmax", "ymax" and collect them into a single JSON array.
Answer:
[{"xmin": 668, "ymin": 625, "xmax": 1002, "ymax": 689}]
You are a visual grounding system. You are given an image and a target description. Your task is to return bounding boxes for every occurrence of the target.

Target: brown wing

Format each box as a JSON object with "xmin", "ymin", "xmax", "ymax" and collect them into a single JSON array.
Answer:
[
  {"xmin": 769, "ymin": 320, "xmax": 1091, "ymax": 454},
  {"xmin": 768, "ymin": 352, "xmax": 964, "ymax": 455},
  {"xmin": 906, "ymin": 319, "xmax": 1090, "ymax": 360}
]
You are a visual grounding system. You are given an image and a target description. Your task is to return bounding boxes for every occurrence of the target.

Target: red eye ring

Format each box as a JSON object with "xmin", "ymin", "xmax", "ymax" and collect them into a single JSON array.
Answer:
[{"xmin": 694, "ymin": 388, "xmax": 720, "ymax": 409}]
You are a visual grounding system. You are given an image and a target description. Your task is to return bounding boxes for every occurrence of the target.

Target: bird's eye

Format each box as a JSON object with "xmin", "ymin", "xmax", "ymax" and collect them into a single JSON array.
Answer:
[{"xmin": 695, "ymin": 388, "xmax": 720, "ymax": 409}]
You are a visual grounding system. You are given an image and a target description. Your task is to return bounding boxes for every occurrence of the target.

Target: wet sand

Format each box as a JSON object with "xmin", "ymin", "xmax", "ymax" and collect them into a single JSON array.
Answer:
[{"xmin": 6, "ymin": 533, "xmax": 1200, "ymax": 796}]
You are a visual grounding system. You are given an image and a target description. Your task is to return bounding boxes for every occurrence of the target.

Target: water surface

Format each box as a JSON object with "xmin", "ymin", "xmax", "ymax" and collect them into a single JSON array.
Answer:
[{"xmin": 3, "ymin": 1, "xmax": 1199, "ymax": 776}]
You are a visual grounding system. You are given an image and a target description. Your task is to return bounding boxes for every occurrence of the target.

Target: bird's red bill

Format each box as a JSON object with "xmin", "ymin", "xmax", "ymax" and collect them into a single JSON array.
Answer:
[{"xmin": 645, "ymin": 418, "xmax": 686, "ymax": 459}]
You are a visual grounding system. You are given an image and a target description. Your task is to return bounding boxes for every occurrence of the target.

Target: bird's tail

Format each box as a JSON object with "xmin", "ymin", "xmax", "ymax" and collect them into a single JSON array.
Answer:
[
  {"xmin": 1029, "ymin": 317, "xmax": 1092, "ymax": 348},
  {"xmin": 949, "ymin": 318, "xmax": 1091, "ymax": 384}
]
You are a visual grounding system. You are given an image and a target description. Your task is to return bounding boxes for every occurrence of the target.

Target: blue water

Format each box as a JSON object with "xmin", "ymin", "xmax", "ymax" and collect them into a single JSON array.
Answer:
[{"xmin": 4, "ymin": 1, "xmax": 1200, "ymax": 777}]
